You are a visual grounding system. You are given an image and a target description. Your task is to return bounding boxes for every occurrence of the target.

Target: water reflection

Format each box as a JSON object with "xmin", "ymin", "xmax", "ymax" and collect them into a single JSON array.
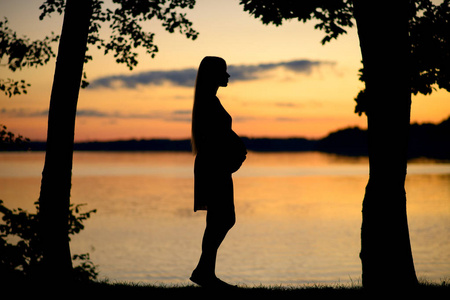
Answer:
[{"xmin": 0, "ymin": 151, "xmax": 448, "ymax": 285}]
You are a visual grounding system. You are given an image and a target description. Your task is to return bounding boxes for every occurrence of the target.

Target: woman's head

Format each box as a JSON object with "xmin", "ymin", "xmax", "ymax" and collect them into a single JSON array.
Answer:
[
  {"xmin": 191, "ymin": 56, "xmax": 230, "ymax": 154},
  {"xmin": 196, "ymin": 56, "xmax": 230, "ymax": 89}
]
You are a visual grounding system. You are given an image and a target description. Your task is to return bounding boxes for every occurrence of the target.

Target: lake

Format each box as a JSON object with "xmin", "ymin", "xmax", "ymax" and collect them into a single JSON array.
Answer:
[{"xmin": 0, "ymin": 151, "xmax": 449, "ymax": 286}]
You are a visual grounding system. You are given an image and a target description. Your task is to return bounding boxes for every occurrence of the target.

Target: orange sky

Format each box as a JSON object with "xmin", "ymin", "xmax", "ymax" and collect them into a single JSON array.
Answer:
[{"xmin": 1, "ymin": 0, "xmax": 449, "ymax": 142}]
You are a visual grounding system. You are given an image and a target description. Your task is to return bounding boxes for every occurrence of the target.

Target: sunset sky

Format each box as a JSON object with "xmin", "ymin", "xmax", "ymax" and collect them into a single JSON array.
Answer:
[{"xmin": 1, "ymin": 0, "xmax": 449, "ymax": 142}]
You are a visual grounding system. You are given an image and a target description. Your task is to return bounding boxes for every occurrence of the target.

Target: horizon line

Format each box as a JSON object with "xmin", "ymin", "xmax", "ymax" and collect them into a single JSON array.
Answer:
[{"xmin": 26, "ymin": 116, "xmax": 449, "ymax": 144}]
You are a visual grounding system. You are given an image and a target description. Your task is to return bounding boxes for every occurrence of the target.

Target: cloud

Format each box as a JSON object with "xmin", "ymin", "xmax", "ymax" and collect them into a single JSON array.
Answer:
[
  {"xmin": 0, "ymin": 108, "xmax": 192, "ymax": 122},
  {"xmin": 275, "ymin": 102, "xmax": 299, "ymax": 108},
  {"xmin": 0, "ymin": 108, "xmax": 48, "ymax": 118},
  {"xmin": 75, "ymin": 109, "xmax": 191, "ymax": 122},
  {"xmin": 90, "ymin": 68, "xmax": 197, "ymax": 89},
  {"xmin": 89, "ymin": 59, "xmax": 335, "ymax": 89},
  {"xmin": 227, "ymin": 60, "xmax": 329, "ymax": 82}
]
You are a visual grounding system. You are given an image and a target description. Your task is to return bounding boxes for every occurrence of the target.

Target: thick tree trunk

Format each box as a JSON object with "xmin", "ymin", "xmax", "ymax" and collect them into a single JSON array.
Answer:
[
  {"xmin": 38, "ymin": 0, "xmax": 93, "ymax": 283},
  {"xmin": 353, "ymin": 0, "xmax": 418, "ymax": 288}
]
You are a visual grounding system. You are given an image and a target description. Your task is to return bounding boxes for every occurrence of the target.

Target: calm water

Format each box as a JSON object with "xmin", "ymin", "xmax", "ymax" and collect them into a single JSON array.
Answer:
[{"xmin": 1, "ymin": 151, "xmax": 449, "ymax": 286}]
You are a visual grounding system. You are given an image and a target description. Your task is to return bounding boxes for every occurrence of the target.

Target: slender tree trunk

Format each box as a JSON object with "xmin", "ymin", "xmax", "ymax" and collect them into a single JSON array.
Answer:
[
  {"xmin": 38, "ymin": 0, "xmax": 93, "ymax": 283},
  {"xmin": 353, "ymin": 0, "xmax": 418, "ymax": 288}
]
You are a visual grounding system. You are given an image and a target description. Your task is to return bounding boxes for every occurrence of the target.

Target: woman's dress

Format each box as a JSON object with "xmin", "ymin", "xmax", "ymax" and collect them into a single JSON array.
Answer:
[{"xmin": 193, "ymin": 96, "xmax": 247, "ymax": 211}]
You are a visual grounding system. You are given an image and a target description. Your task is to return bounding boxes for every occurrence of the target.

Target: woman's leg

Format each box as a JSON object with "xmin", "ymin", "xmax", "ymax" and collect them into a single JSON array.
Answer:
[
  {"xmin": 191, "ymin": 175, "xmax": 236, "ymax": 286},
  {"xmin": 193, "ymin": 207, "xmax": 235, "ymax": 278}
]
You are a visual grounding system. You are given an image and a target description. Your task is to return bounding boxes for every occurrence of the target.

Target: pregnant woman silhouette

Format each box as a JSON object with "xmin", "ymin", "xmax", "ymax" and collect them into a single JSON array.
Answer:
[{"xmin": 190, "ymin": 56, "xmax": 247, "ymax": 288}]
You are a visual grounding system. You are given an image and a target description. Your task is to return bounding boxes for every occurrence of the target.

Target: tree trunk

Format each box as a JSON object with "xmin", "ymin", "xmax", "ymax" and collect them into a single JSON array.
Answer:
[
  {"xmin": 353, "ymin": 0, "xmax": 418, "ymax": 288},
  {"xmin": 38, "ymin": 0, "xmax": 93, "ymax": 283}
]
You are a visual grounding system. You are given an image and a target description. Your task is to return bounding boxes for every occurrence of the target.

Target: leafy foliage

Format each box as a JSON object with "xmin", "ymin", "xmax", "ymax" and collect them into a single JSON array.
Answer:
[
  {"xmin": 0, "ymin": 124, "xmax": 30, "ymax": 151},
  {"xmin": 0, "ymin": 78, "xmax": 31, "ymax": 98},
  {"xmin": 39, "ymin": 0, "xmax": 199, "ymax": 87},
  {"xmin": 0, "ymin": 200, "xmax": 98, "ymax": 282},
  {"xmin": 0, "ymin": 18, "xmax": 58, "ymax": 97},
  {"xmin": 355, "ymin": 0, "xmax": 450, "ymax": 116},
  {"xmin": 239, "ymin": 0, "xmax": 354, "ymax": 45},
  {"xmin": 239, "ymin": 0, "xmax": 449, "ymax": 116},
  {"xmin": 410, "ymin": 0, "xmax": 450, "ymax": 95},
  {"xmin": 1, "ymin": 0, "xmax": 198, "ymax": 91},
  {"xmin": 0, "ymin": 18, "xmax": 59, "ymax": 72}
]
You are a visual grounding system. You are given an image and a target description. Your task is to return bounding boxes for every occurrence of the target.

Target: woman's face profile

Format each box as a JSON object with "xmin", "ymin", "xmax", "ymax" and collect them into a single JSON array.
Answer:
[
  {"xmin": 199, "ymin": 57, "xmax": 230, "ymax": 88},
  {"xmin": 217, "ymin": 66, "xmax": 230, "ymax": 87},
  {"xmin": 214, "ymin": 61, "xmax": 230, "ymax": 87}
]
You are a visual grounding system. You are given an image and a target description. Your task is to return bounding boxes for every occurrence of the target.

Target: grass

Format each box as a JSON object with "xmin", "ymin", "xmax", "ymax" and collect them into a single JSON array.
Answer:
[
  {"xmin": 10, "ymin": 277, "xmax": 448, "ymax": 298},
  {"xmin": 61, "ymin": 279, "xmax": 448, "ymax": 299}
]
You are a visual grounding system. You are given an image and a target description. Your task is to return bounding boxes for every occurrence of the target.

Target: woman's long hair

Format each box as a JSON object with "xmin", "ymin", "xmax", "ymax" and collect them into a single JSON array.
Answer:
[{"xmin": 191, "ymin": 56, "xmax": 227, "ymax": 155}]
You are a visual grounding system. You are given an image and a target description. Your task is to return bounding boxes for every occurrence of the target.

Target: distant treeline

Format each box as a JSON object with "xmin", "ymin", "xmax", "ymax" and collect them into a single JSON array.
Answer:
[{"xmin": 19, "ymin": 117, "xmax": 450, "ymax": 159}]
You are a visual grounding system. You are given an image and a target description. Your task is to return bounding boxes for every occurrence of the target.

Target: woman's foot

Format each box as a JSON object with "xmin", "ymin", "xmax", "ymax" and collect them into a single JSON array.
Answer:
[{"xmin": 190, "ymin": 271, "xmax": 237, "ymax": 289}]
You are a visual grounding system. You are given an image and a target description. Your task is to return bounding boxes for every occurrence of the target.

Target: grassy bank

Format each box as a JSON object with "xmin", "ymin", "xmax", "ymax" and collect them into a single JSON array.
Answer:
[
  {"xmin": 10, "ymin": 278, "xmax": 448, "ymax": 298},
  {"xmin": 61, "ymin": 280, "xmax": 448, "ymax": 299}
]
